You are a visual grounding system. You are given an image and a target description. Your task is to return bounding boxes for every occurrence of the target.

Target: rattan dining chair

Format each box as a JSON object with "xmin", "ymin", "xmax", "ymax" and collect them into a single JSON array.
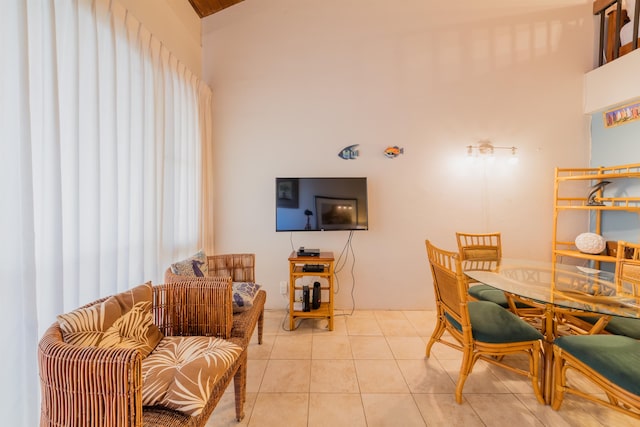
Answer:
[
  {"xmin": 603, "ymin": 241, "xmax": 640, "ymax": 338},
  {"xmin": 552, "ymin": 334, "xmax": 640, "ymax": 419},
  {"xmin": 616, "ymin": 240, "xmax": 640, "ymax": 295},
  {"xmin": 456, "ymin": 232, "xmax": 541, "ymax": 317},
  {"xmin": 556, "ymin": 241, "xmax": 640, "ymax": 339},
  {"xmin": 456, "ymin": 232, "xmax": 505, "ymax": 302},
  {"xmin": 456, "ymin": 231, "xmax": 502, "ymax": 262},
  {"xmin": 425, "ymin": 240, "xmax": 545, "ymax": 404}
]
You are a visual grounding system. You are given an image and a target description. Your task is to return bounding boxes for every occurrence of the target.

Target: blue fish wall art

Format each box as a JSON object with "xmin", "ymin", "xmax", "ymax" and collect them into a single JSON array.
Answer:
[{"xmin": 338, "ymin": 144, "xmax": 359, "ymax": 160}]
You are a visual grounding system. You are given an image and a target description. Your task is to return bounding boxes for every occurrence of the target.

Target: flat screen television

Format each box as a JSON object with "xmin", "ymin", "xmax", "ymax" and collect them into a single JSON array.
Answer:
[{"xmin": 276, "ymin": 177, "xmax": 369, "ymax": 232}]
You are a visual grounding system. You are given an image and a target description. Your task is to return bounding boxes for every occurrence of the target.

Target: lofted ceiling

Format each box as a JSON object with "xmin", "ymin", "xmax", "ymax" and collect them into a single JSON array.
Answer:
[{"xmin": 187, "ymin": 0, "xmax": 245, "ymax": 18}]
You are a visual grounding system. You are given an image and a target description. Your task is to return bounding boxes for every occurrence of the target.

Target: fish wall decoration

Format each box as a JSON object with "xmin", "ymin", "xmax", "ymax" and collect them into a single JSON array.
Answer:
[
  {"xmin": 338, "ymin": 144, "xmax": 359, "ymax": 160},
  {"xmin": 384, "ymin": 146, "xmax": 404, "ymax": 158}
]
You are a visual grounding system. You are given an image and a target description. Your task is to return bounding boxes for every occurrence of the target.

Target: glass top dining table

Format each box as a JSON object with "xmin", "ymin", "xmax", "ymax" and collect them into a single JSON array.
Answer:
[
  {"xmin": 463, "ymin": 258, "xmax": 640, "ymax": 404},
  {"xmin": 463, "ymin": 258, "xmax": 640, "ymax": 319}
]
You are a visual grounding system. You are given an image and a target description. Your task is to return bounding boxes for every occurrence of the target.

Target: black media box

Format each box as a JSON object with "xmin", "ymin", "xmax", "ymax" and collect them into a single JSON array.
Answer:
[
  {"xmin": 297, "ymin": 247, "xmax": 320, "ymax": 257},
  {"xmin": 302, "ymin": 264, "xmax": 324, "ymax": 272}
]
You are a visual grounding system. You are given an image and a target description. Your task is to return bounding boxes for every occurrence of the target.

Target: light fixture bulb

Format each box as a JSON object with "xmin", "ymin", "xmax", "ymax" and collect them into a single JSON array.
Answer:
[{"xmin": 508, "ymin": 147, "xmax": 519, "ymax": 164}]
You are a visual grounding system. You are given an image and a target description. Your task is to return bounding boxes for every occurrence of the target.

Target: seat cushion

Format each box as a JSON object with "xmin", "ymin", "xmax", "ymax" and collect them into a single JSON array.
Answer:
[
  {"xmin": 468, "ymin": 284, "xmax": 533, "ymax": 309},
  {"xmin": 142, "ymin": 336, "xmax": 242, "ymax": 416},
  {"xmin": 605, "ymin": 316, "xmax": 640, "ymax": 339},
  {"xmin": 576, "ymin": 315, "xmax": 640, "ymax": 339},
  {"xmin": 469, "ymin": 285, "xmax": 509, "ymax": 307},
  {"xmin": 554, "ymin": 334, "xmax": 640, "ymax": 396},
  {"xmin": 57, "ymin": 282, "xmax": 163, "ymax": 357},
  {"xmin": 445, "ymin": 301, "xmax": 543, "ymax": 343}
]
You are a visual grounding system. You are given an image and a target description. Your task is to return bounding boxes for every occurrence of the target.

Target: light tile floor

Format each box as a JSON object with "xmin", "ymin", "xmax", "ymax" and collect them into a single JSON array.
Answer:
[{"xmin": 206, "ymin": 309, "xmax": 638, "ymax": 427}]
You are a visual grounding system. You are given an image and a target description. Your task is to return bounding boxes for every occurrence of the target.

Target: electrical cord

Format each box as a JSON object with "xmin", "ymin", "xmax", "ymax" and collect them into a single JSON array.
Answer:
[{"xmin": 333, "ymin": 230, "xmax": 356, "ymax": 316}]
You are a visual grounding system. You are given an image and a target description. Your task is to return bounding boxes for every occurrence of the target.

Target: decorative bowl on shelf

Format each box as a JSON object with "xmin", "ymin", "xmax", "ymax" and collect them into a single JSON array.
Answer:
[{"xmin": 574, "ymin": 233, "xmax": 606, "ymax": 254}]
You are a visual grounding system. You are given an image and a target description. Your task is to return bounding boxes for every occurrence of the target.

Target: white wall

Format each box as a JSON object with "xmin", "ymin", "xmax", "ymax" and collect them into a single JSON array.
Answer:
[{"xmin": 202, "ymin": 0, "xmax": 594, "ymax": 310}]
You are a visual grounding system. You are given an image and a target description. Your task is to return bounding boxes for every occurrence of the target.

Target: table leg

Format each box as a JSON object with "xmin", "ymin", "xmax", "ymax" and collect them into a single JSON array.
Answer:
[{"xmin": 540, "ymin": 304, "xmax": 555, "ymax": 404}]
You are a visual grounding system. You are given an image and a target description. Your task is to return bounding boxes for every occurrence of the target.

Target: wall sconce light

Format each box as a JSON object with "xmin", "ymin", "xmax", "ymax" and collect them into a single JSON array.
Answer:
[{"xmin": 466, "ymin": 139, "xmax": 518, "ymax": 164}]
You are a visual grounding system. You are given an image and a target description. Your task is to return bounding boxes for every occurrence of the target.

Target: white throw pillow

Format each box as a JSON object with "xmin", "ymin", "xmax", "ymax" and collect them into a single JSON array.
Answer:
[{"xmin": 232, "ymin": 282, "xmax": 261, "ymax": 313}]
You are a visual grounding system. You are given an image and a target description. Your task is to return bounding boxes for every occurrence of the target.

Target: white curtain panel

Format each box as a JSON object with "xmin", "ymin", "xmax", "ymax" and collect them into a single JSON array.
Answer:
[{"xmin": 0, "ymin": 0, "xmax": 213, "ymax": 423}]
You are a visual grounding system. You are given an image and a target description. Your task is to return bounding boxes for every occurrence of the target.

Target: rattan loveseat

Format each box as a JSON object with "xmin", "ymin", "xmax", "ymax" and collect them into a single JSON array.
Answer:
[
  {"xmin": 165, "ymin": 253, "xmax": 266, "ymax": 348},
  {"xmin": 38, "ymin": 280, "xmax": 247, "ymax": 426}
]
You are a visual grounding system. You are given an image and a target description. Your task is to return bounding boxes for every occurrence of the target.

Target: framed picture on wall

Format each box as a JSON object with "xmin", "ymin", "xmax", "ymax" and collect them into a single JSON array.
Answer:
[
  {"xmin": 603, "ymin": 101, "xmax": 640, "ymax": 128},
  {"xmin": 276, "ymin": 178, "xmax": 299, "ymax": 208}
]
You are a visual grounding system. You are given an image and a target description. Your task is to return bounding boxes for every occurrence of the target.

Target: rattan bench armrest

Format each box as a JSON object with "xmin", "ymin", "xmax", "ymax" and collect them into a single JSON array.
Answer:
[{"xmin": 38, "ymin": 323, "xmax": 143, "ymax": 426}]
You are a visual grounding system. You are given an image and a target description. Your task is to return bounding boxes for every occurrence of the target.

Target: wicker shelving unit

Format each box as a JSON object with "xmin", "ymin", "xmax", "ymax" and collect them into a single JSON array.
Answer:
[{"xmin": 552, "ymin": 163, "xmax": 640, "ymax": 266}]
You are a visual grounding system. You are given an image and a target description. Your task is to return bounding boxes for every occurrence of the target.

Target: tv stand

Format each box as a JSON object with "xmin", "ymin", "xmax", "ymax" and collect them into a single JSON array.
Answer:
[{"xmin": 288, "ymin": 251, "xmax": 334, "ymax": 330}]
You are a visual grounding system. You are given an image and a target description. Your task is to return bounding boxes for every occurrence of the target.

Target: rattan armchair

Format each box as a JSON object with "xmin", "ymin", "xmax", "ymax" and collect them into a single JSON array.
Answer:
[
  {"xmin": 425, "ymin": 240, "xmax": 545, "ymax": 404},
  {"xmin": 38, "ymin": 280, "xmax": 247, "ymax": 426},
  {"xmin": 165, "ymin": 253, "xmax": 266, "ymax": 348}
]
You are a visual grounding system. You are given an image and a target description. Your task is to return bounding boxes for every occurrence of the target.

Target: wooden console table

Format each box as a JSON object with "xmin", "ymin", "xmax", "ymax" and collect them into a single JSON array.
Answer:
[{"xmin": 288, "ymin": 251, "xmax": 335, "ymax": 330}]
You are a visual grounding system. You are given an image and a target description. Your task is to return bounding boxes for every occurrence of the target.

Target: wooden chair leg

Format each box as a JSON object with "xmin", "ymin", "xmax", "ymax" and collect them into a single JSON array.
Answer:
[
  {"xmin": 530, "ymin": 343, "xmax": 544, "ymax": 404},
  {"xmin": 426, "ymin": 316, "xmax": 446, "ymax": 357},
  {"xmin": 455, "ymin": 348, "xmax": 474, "ymax": 404}
]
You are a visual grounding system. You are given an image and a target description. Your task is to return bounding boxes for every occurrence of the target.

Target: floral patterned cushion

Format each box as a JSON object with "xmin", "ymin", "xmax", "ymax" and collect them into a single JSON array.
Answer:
[
  {"xmin": 170, "ymin": 250, "xmax": 208, "ymax": 277},
  {"xmin": 57, "ymin": 282, "xmax": 164, "ymax": 357},
  {"xmin": 141, "ymin": 336, "xmax": 242, "ymax": 416},
  {"xmin": 232, "ymin": 282, "xmax": 261, "ymax": 313}
]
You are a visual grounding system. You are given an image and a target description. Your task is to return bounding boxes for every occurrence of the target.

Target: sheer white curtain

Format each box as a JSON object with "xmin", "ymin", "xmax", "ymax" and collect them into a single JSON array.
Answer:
[{"xmin": 0, "ymin": 0, "xmax": 213, "ymax": 423}]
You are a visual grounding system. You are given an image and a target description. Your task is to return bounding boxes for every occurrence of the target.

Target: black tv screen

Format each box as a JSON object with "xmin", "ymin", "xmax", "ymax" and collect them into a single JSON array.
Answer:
[{"xmin": 276, "ymin": 177, "xmax": 369, "ymax": 232}]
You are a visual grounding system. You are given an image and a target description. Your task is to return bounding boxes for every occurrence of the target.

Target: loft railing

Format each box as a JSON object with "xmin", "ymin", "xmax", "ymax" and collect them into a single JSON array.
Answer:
[{"xmin": 594, "ymin": 0, "xmax": 640, "ymax": 66}]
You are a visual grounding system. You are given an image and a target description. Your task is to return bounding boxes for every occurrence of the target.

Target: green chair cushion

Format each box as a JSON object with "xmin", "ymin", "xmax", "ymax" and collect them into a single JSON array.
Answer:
[
  {"xmin": 554, "ymin": 334, "xmax": 640, "ymax": 396},
  {"xmin": 576, "ymin": 315, "xmax": 598, "ymax": 325},
  {"xmin": 468, "ymin": 284, "xmax": 534, "ymax": 309},
  {"xmin": 445, "ymin": 301, "xmax": 543, "ymax": 344},
  {"xmin": 605, "ymin": 316, "xmax": 640, "ymax": 339},
  {"xmin": 576, "ymin": 315, "xmax": 640, "ymax": 339}
]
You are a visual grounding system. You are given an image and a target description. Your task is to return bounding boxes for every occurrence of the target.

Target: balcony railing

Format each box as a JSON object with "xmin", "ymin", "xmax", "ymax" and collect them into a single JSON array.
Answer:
[{"xmin": 594, "ymin": 0, "xmax": 640, "ymax": 66}]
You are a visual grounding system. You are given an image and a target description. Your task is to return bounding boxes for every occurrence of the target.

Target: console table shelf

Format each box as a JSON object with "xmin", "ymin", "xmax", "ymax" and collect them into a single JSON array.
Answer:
[{"xmin": 288, "ymin": 251, "xmax": 335, "ymax": 331}]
